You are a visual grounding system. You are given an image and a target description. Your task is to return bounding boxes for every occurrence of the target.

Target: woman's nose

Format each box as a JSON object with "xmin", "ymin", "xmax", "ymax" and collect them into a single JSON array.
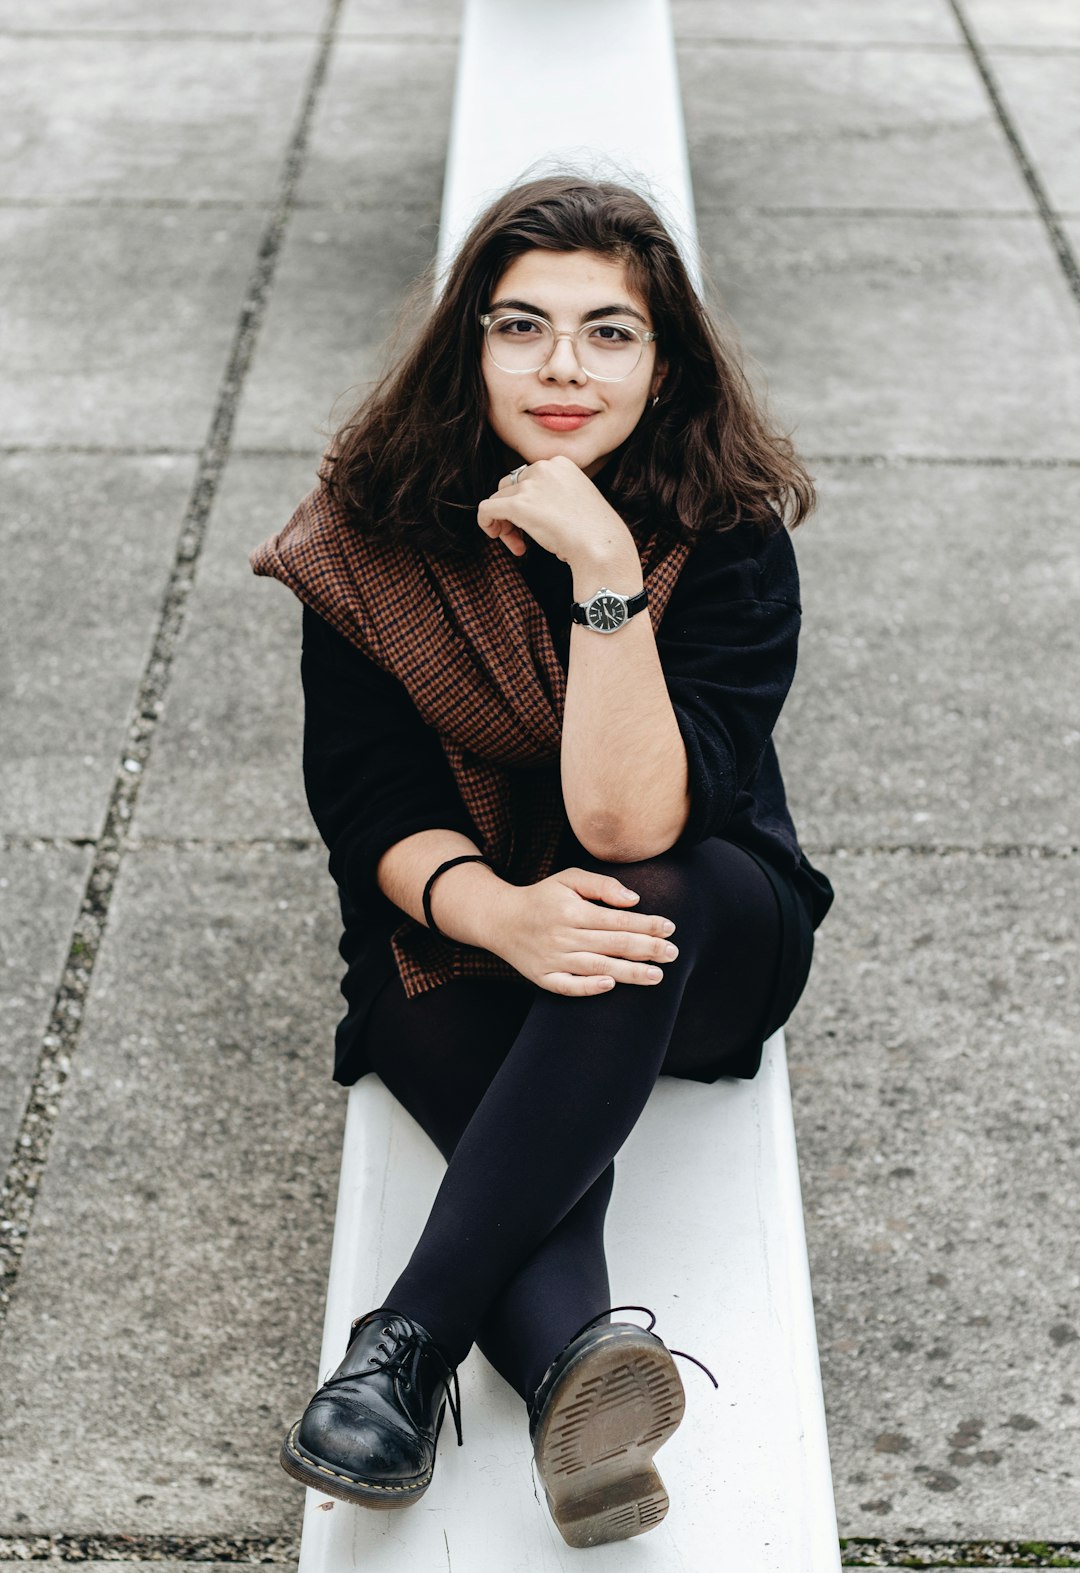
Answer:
[{"xmin": 540, "ymin": 334, "xmax": 588, "ymax": 383}]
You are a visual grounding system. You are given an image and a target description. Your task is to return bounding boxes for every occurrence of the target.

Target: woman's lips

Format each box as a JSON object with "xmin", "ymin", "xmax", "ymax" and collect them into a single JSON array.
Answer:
[{"xmin": 528, "ymin": 409, "xmax": 597, "ymax": 431}]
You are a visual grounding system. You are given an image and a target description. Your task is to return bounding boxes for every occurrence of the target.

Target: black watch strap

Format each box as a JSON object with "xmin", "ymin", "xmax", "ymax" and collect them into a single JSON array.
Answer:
[{"xmin": 571, "ymin": 587, "xmax": 650, "ymax": 627}]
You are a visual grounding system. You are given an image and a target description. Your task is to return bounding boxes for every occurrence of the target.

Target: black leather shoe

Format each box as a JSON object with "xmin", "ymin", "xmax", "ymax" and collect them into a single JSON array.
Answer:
[
  {"xmin": 528, "ymin": 1306, "xmax": 716, "ymax": 1548},
  {"xmin": 280, "ymin": 1308, "xmax": 462, "ymax": 1508}
]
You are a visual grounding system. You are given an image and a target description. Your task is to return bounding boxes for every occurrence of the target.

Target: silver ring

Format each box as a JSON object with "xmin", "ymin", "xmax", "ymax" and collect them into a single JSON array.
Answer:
[{"xmin": 509, "ymin": 464, "xmax": 527, "ymax": 484}]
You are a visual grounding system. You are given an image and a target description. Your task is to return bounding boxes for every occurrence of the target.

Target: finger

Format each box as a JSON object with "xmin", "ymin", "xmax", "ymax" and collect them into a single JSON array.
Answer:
[
  {"xmin": 573, "ymin": 929, "xmax": 680, "ymax": 964},
  {"xmin": 541, "ymin": 971, "xmax": 617, "ymax": 997},
  {"xmin": 576, "ymin": 904, "xmax": 678, "ymax": 938},
  {"xmin": 565, "ymin": 952, "xmax": 668, "ymax": 987},
  {"xmin": 477, "ymin": 513, "xmax": 527, "ymax": 555},
  {"xmin": 560, "ymin": 867, "xmax": 642, "ymax": 906}
]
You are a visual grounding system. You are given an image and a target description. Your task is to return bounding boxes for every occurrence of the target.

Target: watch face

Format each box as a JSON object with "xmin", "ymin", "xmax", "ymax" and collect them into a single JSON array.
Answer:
[{"xmin": 586, "ymin": 593, "xmax": 627, "ymax": 632}]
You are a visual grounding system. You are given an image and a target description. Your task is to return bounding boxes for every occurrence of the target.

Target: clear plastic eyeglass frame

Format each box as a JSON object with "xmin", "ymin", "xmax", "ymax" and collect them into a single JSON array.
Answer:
[{"xmin": 479, "ymin": 311, "xmax": 658, "ymax": 382}]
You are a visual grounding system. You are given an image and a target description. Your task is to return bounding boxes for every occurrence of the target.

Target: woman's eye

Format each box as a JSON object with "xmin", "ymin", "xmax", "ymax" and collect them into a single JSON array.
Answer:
[
  {"xmin": 496, "ymin": 317, "xmax": 541, "ymax": 336},
  {"xmin": 589, "ymin": 323, "xmax": 634, "ymax": 343}
]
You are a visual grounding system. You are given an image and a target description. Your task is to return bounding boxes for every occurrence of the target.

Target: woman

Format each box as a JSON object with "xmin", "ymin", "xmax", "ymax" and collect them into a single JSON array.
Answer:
[{"xmin": 252, "ymin": 174, "xmax": 833, "ymax": 1548}]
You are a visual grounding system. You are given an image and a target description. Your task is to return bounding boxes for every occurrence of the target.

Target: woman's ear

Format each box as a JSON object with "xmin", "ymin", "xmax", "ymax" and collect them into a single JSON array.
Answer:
[{"xmin": 650, "ymin": 360, "xmax": 668, "ymax": 402}]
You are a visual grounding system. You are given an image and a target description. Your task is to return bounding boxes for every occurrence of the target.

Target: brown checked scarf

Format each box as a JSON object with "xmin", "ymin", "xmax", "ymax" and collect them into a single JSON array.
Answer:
[{"xmin": 251, "ymin": 483, "xmax": 692, "ymax": 998}]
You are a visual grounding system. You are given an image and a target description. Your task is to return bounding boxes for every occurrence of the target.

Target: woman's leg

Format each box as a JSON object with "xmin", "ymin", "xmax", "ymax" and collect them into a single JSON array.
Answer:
[
  {"xmin": 384, "ymin": 838, "xmax": 782, "ymax": 1378},
  {"xmin": 364, "ymin": 973, "xmax": 617, "ymax": 1402}
]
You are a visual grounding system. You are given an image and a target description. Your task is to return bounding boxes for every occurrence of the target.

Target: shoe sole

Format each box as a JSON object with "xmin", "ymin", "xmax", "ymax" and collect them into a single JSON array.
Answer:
[
  {"xmin": 532, "ymin": 1328, "xmax": 686, "ymax": 1548},
  {"xmin": 279, "ymin": 1421, "xmax": 432, "ymax": 1509}
]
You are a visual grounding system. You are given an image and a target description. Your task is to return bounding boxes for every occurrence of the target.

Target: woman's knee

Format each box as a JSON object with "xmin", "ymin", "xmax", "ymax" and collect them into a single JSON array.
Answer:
[
  {"xmin": 576, "ymin": 840, "xmax": 720, "ymax": 924},
  {"xmin": 577, "ymin": 838, "xmax": 780, "ymax": 958}
]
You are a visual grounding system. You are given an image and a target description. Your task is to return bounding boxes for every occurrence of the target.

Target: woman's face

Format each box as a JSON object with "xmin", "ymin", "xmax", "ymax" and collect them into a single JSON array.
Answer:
[{"xmin": 481, "ymin": 248, "xmax": 665, "ymax": 479}]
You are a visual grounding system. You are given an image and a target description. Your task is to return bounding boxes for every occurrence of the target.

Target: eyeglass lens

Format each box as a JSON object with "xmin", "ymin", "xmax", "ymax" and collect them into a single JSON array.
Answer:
[{"xmin": 485, "ymin": 315, "xmax": 644, "ymax": 379}]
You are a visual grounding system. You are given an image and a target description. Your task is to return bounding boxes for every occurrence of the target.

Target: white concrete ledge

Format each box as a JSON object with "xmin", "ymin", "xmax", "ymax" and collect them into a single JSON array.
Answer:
[
  {"xmin": 297, "ymin": 1032, "xmax": 840, "ymax": 1570},
  {"xmin": 436, "ymin": 0, "xmax": 701, "ymax": 293}
]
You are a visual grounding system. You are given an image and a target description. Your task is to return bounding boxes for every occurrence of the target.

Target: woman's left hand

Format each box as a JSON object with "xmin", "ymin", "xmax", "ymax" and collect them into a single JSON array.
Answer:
[{"xmin": 477, "ymin": 455, "xmax": 633, "ymax": 568}]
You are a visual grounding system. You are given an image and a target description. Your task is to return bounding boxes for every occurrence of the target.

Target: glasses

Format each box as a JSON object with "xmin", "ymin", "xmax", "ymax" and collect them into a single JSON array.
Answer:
[{"xmin": 480, "ymin": 311, "xmax": 657, "ymax": 382}]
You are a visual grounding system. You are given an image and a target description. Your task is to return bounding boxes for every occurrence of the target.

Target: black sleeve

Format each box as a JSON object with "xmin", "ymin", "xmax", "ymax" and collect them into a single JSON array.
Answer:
[
  {"xmin": 300, "ymin": 604, "xmax": 482, "ymax": 915},
  {"xmin": 656, "ymin": 522, "xmax": 803, "ymax": 844}
]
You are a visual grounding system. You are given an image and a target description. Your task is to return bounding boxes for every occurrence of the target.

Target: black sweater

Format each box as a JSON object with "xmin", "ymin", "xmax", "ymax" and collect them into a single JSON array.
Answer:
[{"xmin": 300, "ymin": 517, "xmax": 833, "ymax": 1085}]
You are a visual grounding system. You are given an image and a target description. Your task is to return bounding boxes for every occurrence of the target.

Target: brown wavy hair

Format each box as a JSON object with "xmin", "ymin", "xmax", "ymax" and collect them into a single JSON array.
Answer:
[{"xmin": 323, "ymin": 174, "xmax": 815, "ymax": 560}]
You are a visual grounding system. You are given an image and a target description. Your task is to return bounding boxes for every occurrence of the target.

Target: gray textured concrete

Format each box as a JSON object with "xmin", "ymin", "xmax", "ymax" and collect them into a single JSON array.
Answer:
[
  {"xmin": 790, "ymin": 851, "xmax": 1080, "ymax": 1538},
  {"xmin": 0, "ymin": 37, "xmax": 310, "ymax": 202},
  {"xmin": 0, "ymin": 848, "xmax": 90, "ymax": 1165},
  {"xmin": 671, "ymin": 0, "xmax": 961, "ymax": 44},
  {"xmin": 990, "ymin": 50, "xmax": 1080, "ymax": 214},
  {"xmin": 778, "ymin": 461, "xmax": 1080, "ymax": 849},
  {"xmin": 340, "ymin": 0, "xmax": 462, "ymax": 36},
  {"xmin": 0, "ymin": 207, "xmax": 264, "ymax": 449},
  {"xmin": 298, "ymin": 39, "xmax": 456, "ymax": 208},
  {"xmin": 964, "ymin": 0, "xmax": 1080, "ymax": 48},
  {"xmin": 0, "ymin": 454, "xmax": 196, "ymax": 838},
  {"xmin": 0, "ymin": 0, "xmax": 322, "ymax": 28},
  {"xmin": 698, "ymin": 211, "xmax": 1080, "ymax": 459},
  {"xmin": 0, "ymin": 847, "xmax": 343, "ymax": 1535},
  {"xmin": 681, "ymin": 44, "xmax": 1028, "ymax": 212},
  {"xmin": 134, "ymin": 455, "xmax": 314, "ymax": 842},
  {"xmin": 230, "ymin": 209, "xmax": 437, "ymax": 452}
]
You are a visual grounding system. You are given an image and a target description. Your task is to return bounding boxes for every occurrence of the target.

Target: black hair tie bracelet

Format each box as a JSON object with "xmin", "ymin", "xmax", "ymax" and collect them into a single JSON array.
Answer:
[{"xmin": 422, "ymin": 855, "xmax": 491, "ymax": 940}]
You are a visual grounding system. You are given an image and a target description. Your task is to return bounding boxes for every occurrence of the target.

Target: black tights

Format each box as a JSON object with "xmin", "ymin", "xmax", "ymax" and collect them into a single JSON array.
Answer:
[{"xmin": 363, "ymin": 839, "xmax": 783, "ymax": 1407}]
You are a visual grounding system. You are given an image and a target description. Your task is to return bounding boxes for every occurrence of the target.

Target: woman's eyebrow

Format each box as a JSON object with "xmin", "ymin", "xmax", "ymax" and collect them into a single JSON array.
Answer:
[{"xmin": 488, "ymin": 297, "xmax": 650, "ymax": 327}]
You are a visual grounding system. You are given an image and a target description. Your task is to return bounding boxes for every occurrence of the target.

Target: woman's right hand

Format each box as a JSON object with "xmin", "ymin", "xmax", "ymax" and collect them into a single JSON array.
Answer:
[{"xmin": 488, "ymin": 866, "xmax": 679, "ymax": 996}]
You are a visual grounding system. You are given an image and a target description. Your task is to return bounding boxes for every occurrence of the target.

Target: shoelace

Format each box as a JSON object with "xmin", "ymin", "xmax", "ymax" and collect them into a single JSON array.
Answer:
[
  {"xmin": 568, "ymin": 1304, "xmax": 719, "ymax": 1390},
  {"xmin": 323, "ymin": 1319, "xmax": 464, "ymax": 1447}
]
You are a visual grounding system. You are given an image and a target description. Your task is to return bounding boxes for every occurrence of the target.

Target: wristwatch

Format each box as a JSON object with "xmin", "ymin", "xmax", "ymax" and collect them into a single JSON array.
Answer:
[{"xmin": 570, "ymin": 585, "xmax": 649, "ymax": 634}]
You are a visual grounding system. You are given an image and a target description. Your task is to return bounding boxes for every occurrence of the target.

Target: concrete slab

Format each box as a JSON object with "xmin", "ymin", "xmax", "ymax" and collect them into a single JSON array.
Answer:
[
  {"xmin": 965, "ymin": 0, "xmax": 1080, "ymax": 49},
  {"xmin": 0, "ymin": 36, "xmax": 312, "ymax": 202},
  {"xmin": 680, "ymin": 44, "xmax": 1029, "ymax": 212},
  {"xmin": 297, "ymin": 40, "xmax": 455, "ymax": 209},
  {"xmin": 0, "ymin": 0, "xmax": 322, "ymax": 29},
  {"xmin": 776, "ymin": 461, "xmax": 1080, "ymax": 850},
  {"xmin": 339, "ymin": 0, "xmax": 462, "ymax": 36},
  {"xmin": 698, "ymin": 212, "xmax": 1080, "ymax": 458},
  {"xmin": 789, "ymin": 851, "xmax": 1080, "ymax": 1539},
  {"xmin": 0, "ymin": 846, "xmax": 344, "ymax": 1535},
  {"xmin": 230, "ymin": 208, "xmax": 436, "ymax": 451},
  {"xmin": 671, "ymin": 0, "xmax": 961, "ymax": 46},
  {"xmin": 134, "ymin": 454, "xmax": 315, "ymax": 842},
  {"xmin": 989, "ymin": 51, "xmax": 1080, "ymax": 214},
  {"xmin": 0, "ymin": 454, "xmax": 196, "ymax": 839},
  {"xmin": 0, "ymin": 206, "xmax": 264, "ymax": 448},
  {"xmin": 0, "ymin": 846, "xmax": 90, "ymax": 1166}
]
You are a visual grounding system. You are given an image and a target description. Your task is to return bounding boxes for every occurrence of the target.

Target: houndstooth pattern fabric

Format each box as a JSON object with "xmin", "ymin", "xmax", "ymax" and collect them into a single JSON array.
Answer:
[{"xmin": 251, "ymin": 483, "xmax": 692, "ymax": 997}]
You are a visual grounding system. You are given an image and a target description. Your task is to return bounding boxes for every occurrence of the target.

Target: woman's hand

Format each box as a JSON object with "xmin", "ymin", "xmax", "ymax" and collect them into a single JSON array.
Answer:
[
  {"xmin": 476, "ymin": 455, "xmax": 634, "ymax": 569},
  {"xmin": 488, "ymin": 866, "xmax": 679, "ymax": 996}
]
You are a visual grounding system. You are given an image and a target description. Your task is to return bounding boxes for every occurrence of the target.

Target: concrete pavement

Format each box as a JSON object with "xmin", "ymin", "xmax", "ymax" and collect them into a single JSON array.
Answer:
[{"xmin": 1, "ymin": 1, "xmax": 1078, "ymax": 1566}]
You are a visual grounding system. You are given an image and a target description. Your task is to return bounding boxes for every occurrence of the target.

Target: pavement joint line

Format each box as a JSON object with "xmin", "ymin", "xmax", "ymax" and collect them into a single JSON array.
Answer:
[
  {"xmin": 675, "ymin": 38, "xmax": 970, "ymax": 53},
  {"xmin": 0, "ymin": 1537, "xmax": 1077, "ymax": 1568},
  {"xmin": 949, "ymin": 0, "xmax": 1080, "ymax": 313},
  {"xmin": 0, "ymin": 27, "xmax": 458, "ymax": 42},
  {"xmin": 838, "ymin": 1539, "xmax": 1080, "ymax": 1568},
  {"xmin": 2, "ymin": 836, "xmax": 1077, "ymax": 859},
  {"xmin": 0, "ymin": 197, "xmax": 275, "ymax": 210},
  {"xmin": 0, "ymin": 0, "xmax": 345, "ymax": 1328},
  {"xmin": 807, "ymin": 453, "xmax": 1080, "ymax": 469},
  {"xmin": 6, "ymin": 446, "xmax": 1080, "ymax": 468},
  {"xmin": 0, "ymin": 444, "xmax": 202, "ymax": 458},
  {"xmin": 0, "ymin": 1533, "xmax": 300, "ymax": 1563},
  {"xmin": 696, "ymin": 207, "xmax": 1041, "ymax": 219},
  {"xmin": 804, "ymin": 844, "xmax": 1079, "ymax": 859}
]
